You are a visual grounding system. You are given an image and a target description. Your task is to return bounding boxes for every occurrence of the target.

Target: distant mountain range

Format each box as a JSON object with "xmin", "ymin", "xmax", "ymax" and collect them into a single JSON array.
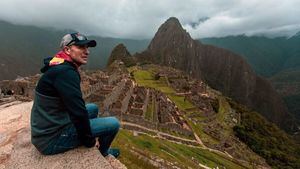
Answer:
[{"xmin": 0, "ymin": 20, "xmax": 149, "ymax": 80}]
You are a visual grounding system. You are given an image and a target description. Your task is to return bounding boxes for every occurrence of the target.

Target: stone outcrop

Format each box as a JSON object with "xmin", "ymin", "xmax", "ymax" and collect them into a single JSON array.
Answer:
[
  {"xmin": 0, "ymin": 101, "xmax": 126, "ymax": 169},
  {"xmin": 144, "ymin": 17, "xmax": 297, "ymax": 132},
  {"xmin": 107, "ymin": 44, "xmax": 136, "ymax": 68}
]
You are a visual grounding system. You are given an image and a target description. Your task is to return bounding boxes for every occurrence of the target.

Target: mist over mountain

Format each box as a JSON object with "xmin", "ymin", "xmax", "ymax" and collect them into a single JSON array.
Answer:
[{"xmin": 0, "ymin": 20, "xmax": 149, "ymax": 80}]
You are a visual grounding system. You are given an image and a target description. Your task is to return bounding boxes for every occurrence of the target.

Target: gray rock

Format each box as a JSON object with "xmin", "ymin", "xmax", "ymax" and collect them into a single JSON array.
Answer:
[{"xmin": 5, "ymin": 129, "xmax": 113, "ymax": 169}]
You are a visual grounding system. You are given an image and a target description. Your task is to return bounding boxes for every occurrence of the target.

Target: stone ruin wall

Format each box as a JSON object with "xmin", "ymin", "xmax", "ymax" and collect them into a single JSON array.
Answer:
[
  {"xmin": 158, "ymin": 123, "xmax": 194, "ymax": 137},
  {"xmin": 169, "ymin": 78, "xmax": 189, "ymax": 93},
  {"xmin": 0, "ymin": 75, "xmax": 40, "ymax": 103},
  {"xmin": 101, "ymin": 79, "xmax": 194, "ymax": 138},
  {"xmin": 122, "ymin": 114, "xmax": 157, "ymax": 129},
  {"xmin": 107, "ymin": 71, "xmax": 128, "ymax": 86},
  {"xmin": 27, "ymin": 67, "xmax": 195, "ymax": 139},
  {"xmin": 154, "ymin": 91, "xmax": 193, "ymax": 136},
  {"xmin": 103, "ymin": 80, "xmax": 126, "ymax": 110},
  {"xmin": 120, "ymin": 81, "xmax": 134, "ymax": 115},
  {"xmin": 186, "ymin": 80, "xmax": 219, "ymax": 116},
  {"xmin": 128, "ymin": 86, "xmax": 149, "ymax": 117},
  {"xmin": 103, "ymin": 79, "xmax": 134, "ymax": 117}
]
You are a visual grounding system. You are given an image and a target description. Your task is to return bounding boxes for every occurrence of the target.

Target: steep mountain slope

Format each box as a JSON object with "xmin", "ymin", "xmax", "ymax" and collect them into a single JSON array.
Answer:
[
  {"xmin": 201, "ymin": 33, "xmax": 300, "ymax": 123},
  {"xmin": 0, "ymin": 20, "xmax": 148, "ymax": 80},
  {"xmin": 144, "ymin": 17, "xmax": 297, "ymax": 132},
  {"xmin": 201, "ymin": 36, "xmax": 287, "ymax": 77},
  {"xmin": 201, "ymin": 33, "xmax": 300, "ymax": 77},
  {"xmin": 269, "ymin": 69, "xmax": 300, "ymax": 120},
  {"xmin": 283, "ymin": 33, "xmax": 300, "ymax": 70},
  {"xmin": 0, "ymin": 21, "xmax": 64, "ymax": 80}
]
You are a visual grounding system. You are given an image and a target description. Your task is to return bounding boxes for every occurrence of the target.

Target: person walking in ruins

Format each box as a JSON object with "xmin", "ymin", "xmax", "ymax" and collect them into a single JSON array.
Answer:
[{"xmin": 30, "ymin": 33, "xmax": 120, "ymax": 158}]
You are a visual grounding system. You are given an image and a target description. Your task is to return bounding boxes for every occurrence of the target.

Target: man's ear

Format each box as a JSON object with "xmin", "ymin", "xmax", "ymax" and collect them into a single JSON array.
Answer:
[{"xmin": 63, "ymin": 46, "xmax": 71, "ymax": 55}]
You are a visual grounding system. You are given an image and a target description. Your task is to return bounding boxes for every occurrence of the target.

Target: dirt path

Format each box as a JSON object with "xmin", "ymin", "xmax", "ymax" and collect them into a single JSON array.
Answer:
[{"xmin": 121, "ymin": 121, "xmax": 240, "ymax": 162}]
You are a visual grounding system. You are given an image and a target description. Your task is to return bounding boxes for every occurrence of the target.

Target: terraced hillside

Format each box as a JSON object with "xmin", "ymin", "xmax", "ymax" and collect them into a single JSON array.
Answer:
[
  {"xmin": 113, "ymin": 65, "xmax": 268, "ymax": 168},
  {"xmin": 79, "ymin": 64, "xmax": 267, "ymax": 168}
]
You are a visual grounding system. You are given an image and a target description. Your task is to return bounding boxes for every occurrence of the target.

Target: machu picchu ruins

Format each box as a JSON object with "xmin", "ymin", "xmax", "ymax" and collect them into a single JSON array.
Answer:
[
  {"xmin": 0, "ymin": 43, "xmax": 272, "ymax": 168},
  {"xmin": 0, "ymin": 62, "xmax": 271, "ymax": 168}
]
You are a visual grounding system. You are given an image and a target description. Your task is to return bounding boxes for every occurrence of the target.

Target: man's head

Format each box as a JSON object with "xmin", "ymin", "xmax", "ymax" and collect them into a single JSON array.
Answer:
[{"xmin": 60, "ymin": 33, "xmax": 97, "ymax": 65}]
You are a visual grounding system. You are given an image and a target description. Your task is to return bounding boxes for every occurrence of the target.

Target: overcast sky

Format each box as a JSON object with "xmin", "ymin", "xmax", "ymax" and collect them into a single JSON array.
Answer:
[{"xmin": 1, "ymin": 0, "xmax": 300, "ymax": 39}]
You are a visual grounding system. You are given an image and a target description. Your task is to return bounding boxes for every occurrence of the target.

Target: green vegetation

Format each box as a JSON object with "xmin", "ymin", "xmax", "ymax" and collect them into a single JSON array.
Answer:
[
  {"xmin": 217, "ymin": 97, "xmax": 228, "ymax": 121},
  {"xmin": 112, "ymin": 129, "xmax": 248, "ymax": 169},
  {"xmin": 131, "ymin": 67, "xmax": 194, "ymax": 110},
  {"xmin": 145, "ymin": 98, "xmax": 154, "ymax": 121},
  {"xmin": 270, "ymin": 69, "xmax": 300, "ymax": 122},
  {"xmin": 201, "ymin": 35, "xmax": 300, "ymax": 77},
  {"xmin": 284, "ymin": 94, "xmax": 300, "ymax": 120},
  {"xmin": 229, "ymin": 99, "xmax": 300, "ymax": 169},
  {"xmin": 185, "ymin": 112, "xmax": 220, "ymax": 145},
  {"xmin": 270, "ymin": 69, "xmax": 300, "ymax": 82}
]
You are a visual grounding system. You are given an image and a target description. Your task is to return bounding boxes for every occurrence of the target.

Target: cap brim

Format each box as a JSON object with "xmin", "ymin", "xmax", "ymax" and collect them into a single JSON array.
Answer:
[{"xmin": 74, "ymin": 40, "xmax": 97, "ymax": 47}]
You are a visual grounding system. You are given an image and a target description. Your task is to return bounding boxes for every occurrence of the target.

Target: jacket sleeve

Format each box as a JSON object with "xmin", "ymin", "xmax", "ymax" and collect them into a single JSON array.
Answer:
[{"xmin": 54, "ymin": 68, "xmax": 95, "ymax": 147}]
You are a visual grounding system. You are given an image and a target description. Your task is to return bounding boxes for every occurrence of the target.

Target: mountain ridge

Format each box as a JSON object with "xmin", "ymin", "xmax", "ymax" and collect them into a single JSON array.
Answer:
[{"xmin": 0, "ymin": 20, "xmax": 149, "ymax": 80}]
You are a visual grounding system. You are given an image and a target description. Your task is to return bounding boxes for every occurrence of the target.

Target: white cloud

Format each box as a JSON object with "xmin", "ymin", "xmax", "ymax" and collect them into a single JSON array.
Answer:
[{"xmin": 0, "ymin": 0, "xmax": 299, "ymax": 39}]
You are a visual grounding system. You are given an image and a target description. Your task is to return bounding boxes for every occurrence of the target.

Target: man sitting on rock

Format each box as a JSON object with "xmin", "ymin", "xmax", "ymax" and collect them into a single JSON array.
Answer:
[{"xmin": 30, "ymin": 33, "xmax": 120, "ymax": 158}]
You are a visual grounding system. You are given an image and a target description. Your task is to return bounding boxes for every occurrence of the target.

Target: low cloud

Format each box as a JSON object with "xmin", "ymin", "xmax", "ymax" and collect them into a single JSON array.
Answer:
[{"xmin": 0, "ymin": 0, "xmax": 299, "ymax": 39}]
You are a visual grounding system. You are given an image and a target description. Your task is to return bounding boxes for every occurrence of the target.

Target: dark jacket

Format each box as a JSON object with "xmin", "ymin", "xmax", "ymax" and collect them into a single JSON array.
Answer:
[{"xmin": 31, "ymin": 57, "xmax": 95, "ymax": 153}]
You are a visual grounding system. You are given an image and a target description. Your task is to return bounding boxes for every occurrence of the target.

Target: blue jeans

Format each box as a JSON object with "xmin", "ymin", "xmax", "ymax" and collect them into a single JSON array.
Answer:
[{"xmin": 43, "ymin": 103, "xmax": 120, "ymax": 155}]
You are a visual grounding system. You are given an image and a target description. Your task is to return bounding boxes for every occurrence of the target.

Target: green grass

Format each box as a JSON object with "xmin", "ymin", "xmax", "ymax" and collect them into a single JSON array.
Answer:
[
  {"xmin": 132, "ymin": 69, "xmax": 194, "ymax": 110},
  {"xmin": 112, "ymin": 129, "xmax": 248, "ymax": 169},
  {"xmin": 185, "ymin": 112, "xmax": 220, "ymax": 145},
  {"xmin": 145, "ymin": 98, "xmax": 153, "ymax": 121},
  {"xmin": 216, "ymin": 97, "xmax": 234, "ymax": 136},
  {"xmin": 168, "ymin": 94, "xmax": 195, "ymax": 110}
]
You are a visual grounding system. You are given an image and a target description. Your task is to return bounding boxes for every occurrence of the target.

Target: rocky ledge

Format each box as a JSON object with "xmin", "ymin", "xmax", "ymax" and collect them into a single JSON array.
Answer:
[{"xmin": 0, "ymin": 101, "xmax": 126, "ymax": 169}]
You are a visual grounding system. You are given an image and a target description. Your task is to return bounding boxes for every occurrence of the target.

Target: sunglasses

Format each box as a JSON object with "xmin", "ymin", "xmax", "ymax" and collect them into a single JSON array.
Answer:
[{"xmin": 66, "ymin": 33, "xmax": 88, "ymax": 46}]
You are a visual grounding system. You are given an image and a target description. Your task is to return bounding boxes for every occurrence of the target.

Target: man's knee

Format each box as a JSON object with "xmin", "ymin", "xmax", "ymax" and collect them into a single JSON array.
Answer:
[
  {"xmin": 110, "ymin": 117, "xmax": 120, "ymax": 132},
  {"xmin": 86, "ymin": 103, "xmax": 99, "ymax": 118}
]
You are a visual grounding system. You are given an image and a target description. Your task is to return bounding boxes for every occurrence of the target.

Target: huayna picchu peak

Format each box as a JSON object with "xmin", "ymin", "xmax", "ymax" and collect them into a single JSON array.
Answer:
[
  {"xmin": 107, "ymin": 43, "xmax": 132, "ymax": 67},
  {"xmin": 146, "ymin": 17, "xmax": 298, "ymax": 133}
]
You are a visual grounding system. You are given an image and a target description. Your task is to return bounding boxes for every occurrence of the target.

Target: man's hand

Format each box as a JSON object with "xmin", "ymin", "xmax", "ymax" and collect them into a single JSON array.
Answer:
[
  {"xmin": 95, "ymin": 137, "xmax": 100, "ymax": 148},
  {"xmin": 81, "ymin": 134, "xmax": 96, "ymax": 148}
]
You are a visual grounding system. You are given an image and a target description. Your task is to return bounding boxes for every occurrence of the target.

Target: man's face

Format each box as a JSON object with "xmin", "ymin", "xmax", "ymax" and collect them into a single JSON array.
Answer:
[{"xmin": 65, "ymin": 45, "xmax": 90, "ymax": 65}]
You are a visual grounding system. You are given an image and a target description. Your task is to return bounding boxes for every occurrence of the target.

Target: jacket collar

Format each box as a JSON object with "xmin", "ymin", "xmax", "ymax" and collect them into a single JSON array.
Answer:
[{"xmin": 54, "ymin": 51, "xmax": 79, "ymax": 68}]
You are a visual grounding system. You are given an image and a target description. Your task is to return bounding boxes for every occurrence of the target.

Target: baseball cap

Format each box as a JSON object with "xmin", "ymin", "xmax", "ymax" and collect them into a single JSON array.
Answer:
[{"xmin": 60, "ymin": 33, "xmax": 97, "ymax": 49}]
